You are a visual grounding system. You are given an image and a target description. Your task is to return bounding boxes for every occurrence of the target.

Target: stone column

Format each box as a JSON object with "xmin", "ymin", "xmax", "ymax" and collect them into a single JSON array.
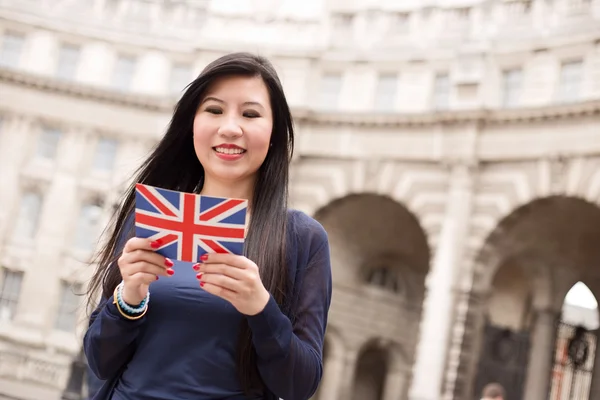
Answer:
[
  {"xmin": 383, "ymin": 366, "xmax": 408, "ymax": 400},
  {"xmin": 409, "ymin": 162, "xmax": 474, "ymax": 400},
  {"xmin": 0, "ymin": 116, "xmax": 31, "ymax": 243},
  {"xmin": 523, "ymin": 309, "xmax": 559, "ymax": 400},
  {"xmin": 317, "ymin": 340, "xmax": 346, "ymax": 400},
  {"xmin": 338, "ymin": 350, "xmax": 359, "ymax": 400},
  {"xmin": 588, "ymin": 330, "xmax": 600, "ymax": 399}
]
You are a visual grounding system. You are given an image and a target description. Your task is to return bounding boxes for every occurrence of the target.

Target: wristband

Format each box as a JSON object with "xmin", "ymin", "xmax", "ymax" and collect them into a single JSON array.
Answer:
[{"xmin": 113, "ymin": 282, "xmax": 149, "ymax": 320}]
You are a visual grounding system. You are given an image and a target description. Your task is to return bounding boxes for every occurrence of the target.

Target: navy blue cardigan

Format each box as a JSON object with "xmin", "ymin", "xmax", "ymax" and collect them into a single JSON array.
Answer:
[{"xmin": 84, "ymin": 210, "xmax": 332, "ymax": 400}]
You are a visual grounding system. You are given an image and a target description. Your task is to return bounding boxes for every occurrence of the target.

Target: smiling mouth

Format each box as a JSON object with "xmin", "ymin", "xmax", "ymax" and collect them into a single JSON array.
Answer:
[{"xmin": 213, "ymin": 146, "xmax": 246, "ymax": 155}]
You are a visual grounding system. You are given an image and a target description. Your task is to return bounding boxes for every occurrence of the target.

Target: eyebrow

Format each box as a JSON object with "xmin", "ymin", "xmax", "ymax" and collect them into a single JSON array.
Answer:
[{"xmin": 201, "ymin": 96, "xmax": 265, "ymax": 109}]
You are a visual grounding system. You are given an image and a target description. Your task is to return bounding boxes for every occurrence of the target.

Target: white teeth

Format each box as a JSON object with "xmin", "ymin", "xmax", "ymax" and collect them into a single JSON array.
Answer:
[{"xmin": 215, "ymin": 147, "xmax": 245, "ymax": 155}]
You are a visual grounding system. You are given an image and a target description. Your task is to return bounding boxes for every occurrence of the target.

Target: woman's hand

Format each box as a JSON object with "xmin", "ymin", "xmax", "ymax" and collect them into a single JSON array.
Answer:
[
  {"xmin": 118, "ymin": 238, "xmax": 174, "ymax": 305},
  {"xmin": 195, "ymin": 253, "xmax": 270, "ymax": 316}
]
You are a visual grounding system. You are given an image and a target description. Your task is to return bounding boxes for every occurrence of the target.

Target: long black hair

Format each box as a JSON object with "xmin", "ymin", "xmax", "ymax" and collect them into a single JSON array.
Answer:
[{"xmin": 87, "ymin": 52, "xmax": 294, "ymax": 396}]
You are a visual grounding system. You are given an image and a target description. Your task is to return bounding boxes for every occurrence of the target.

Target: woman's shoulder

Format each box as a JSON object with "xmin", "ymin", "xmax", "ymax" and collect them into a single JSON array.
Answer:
[{"xmin": 286, "ymin": 209, "xmax": 329, "ymax": 253}]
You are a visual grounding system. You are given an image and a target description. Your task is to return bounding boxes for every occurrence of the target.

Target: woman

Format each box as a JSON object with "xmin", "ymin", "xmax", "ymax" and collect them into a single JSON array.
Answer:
[{"xmin": 85, "ymin": 52, "xmax": 332, "ymax": 400}]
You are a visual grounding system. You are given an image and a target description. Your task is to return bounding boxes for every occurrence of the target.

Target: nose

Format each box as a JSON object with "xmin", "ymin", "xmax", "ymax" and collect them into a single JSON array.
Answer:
[{"xmin": 217, "ymin": 116, "xmax": 243, "ymax": 139}]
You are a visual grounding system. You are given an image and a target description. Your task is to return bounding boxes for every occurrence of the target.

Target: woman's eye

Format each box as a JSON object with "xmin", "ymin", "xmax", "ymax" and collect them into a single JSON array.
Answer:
[
  {"xmin": 243, "ymin": 111, "xmax": 260, "ymax": 118},
  {"xmin": 206, "ymin": 108, "xmax": 222, "ymax": 115}
]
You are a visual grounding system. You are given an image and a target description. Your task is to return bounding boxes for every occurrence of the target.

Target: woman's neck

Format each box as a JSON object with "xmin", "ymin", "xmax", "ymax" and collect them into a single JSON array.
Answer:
[{"xmin": 199, "ymin": 177, "xmax": 254, "ymax": 202}]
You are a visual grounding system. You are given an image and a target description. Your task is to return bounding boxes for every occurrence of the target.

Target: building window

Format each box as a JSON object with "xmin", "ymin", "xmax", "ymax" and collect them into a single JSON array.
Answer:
[
  {"xmin": 318, "ymin": 73, "xmax": 343, "ymax": 110},
  {"xmin": 504, "ymin": 0, "xmax": 532, "ymax": 18},
  {"xmin": 556, "ymin": 60, "xmax": 583, "ymax": 103},
  {"xmin": 37, "ymin": 127, "xmax": 62, "ymax": 160},
  {"xmin": 111, "ymin": 54, "xmax": 137, "ymax": 91},
  {"xmin": 502, "ymin": 68, "xmax": 523, "ymax": 108},
  {"xmin": 13, "ymin": 192, "xmax": 43, "ymax": 240},
  {"xmin": 374, "ymin": 73, "xmax": 397, "ymax": 111},
  {"xmin": 331, "ymin": 13, "xmax": 354, "ymax": 31},
  {"xmin": 54, "ymin": 281, "xmax": 82, "ymax": 332},
  {"xmin": 56, "ymin": 43, "xmax": 80, "ymax": 81},
  {"xmin": 446, "ymin": 7, "xmax": 471, "ymax": 29},
  {"xmin": 0, "ymin": 269, "xmax": 24, "ymax": 322},
  {"xmin": 0, "ymin": 32, "xmax": 25, "ymax": 68},
  {"xmin": 92, "ymin": 137, "xmax": 118, "ymax": 172},
  {"xmin": 389, "ymin": 12, "xmax": 410, "ymax": 35},
  {"xmin": 432, "ymin": 73, "xmax": 450, "ymax": 110},
  {"xmin": 72, "ymin": 200, "xmax": 103, "ymax": 251},
  {"xmin": 367, "ymin": 266, "xmax": 399, "ymax": 293},
  {"xmin": 169, "ymin": 63, "xmax": 192, "ymax": 95}
]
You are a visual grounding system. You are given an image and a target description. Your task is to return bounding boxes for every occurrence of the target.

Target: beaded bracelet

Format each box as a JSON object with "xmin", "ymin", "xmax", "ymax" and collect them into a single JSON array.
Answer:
[{"xmin": 113, "ymin": 282, "xmax": 149, "ymax": 320}]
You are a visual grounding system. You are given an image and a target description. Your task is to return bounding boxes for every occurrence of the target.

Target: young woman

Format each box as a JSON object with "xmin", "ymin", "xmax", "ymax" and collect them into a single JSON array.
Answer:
[{"xmin": 84, "ymin": 52, "xmax": 332, "ymax": 400}]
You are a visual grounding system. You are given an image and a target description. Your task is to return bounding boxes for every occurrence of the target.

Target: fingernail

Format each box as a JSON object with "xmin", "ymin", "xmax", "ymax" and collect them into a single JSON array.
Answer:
[
  {"xmin": 200, "ymin": 281, "xmax": 205, "ymax": 287},
  {"xmin": 156, "ymin": 276, "xmax": 159, "ymax": 280},
  {"xmin": 196, "ymin": 273, "xmax": 203, "ymax": 280},
  {"xmin": 192, "ymin": 263, "xmax": 201, "ymax": 271},
  {"xmin": 200, "ymin": 254, "xmax": 208, "ymax": 261},
  {"xmin": 167, "ymin": 269, "xmax": 174, "ymax": 276},
  {"xmin": 165, "ymin": 258, "xmax": 174, "ymax": 267},
  {"xmin": 150, "ymin": 239, "xmax": 162, "ymax": 249}
]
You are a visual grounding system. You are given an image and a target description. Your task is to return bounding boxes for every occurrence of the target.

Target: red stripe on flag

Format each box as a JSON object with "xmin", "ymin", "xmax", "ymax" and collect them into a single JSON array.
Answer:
[
  {"xmin": 157, "ymin": 233, "xmax": 178, "ymax": 248},
  {"xmin": 136, "ymin": 213, "xmax": 245, "ymax": 239},
  {"xmin": 201, "ymin": 239, "xmax": 229, "ymax": 253},
  {"xmin": 181, "ymin": 193, "xmax": 197, "ymax": 262},
  {"xmin": 200, "ymin": 199, "xmax": 245, "ymax": 221},
  {"xmin": 136, "ymin": 184, "xmax": 178, "ymax": 217}
]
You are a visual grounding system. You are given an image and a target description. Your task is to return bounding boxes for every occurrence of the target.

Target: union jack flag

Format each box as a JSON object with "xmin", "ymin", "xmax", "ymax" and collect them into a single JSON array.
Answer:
[{"xmin": 134, "ymin": 183, "xmax": 248, "ymax": 262}]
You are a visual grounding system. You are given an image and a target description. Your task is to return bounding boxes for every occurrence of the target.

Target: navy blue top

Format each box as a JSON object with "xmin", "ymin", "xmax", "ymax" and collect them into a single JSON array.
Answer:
[{"xmin": 84, "ymin": 210, "xmax": 332, "ymax": 400}]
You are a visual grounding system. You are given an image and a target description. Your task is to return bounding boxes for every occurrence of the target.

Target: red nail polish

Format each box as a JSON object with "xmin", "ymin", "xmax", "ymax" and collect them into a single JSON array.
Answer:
[
  {"xmin": 200, "ymin": 281, "xmax": 205, "ymax": 287},
  {"xmin": 150, "ymin": 239, "xmax": 162, "ymax": 249},
  {"xmin": 156, "ymin": 276, "xmax": 159, "ymax": 280},
  {"xmin": 167, "ymin": 269, "xmax": 174, "ymax": 276},
  {"xmin": 192, "ymin": 263, "xmax": 200, "ymax": 271},
  {"xmin": 196, "ymin": 273, "xmax": 203, "ymax": 280},
  {"xmin": 165, "ymin": 258, "xmax": 174, "ymax": 267},
  {"xmin": 200, "ymin": 254, "xmax": 208, "ymax": 261}
]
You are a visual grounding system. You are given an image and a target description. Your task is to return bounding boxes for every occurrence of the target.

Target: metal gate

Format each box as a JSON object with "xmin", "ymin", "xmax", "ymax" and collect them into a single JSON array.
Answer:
[
  {"xmin": 549, "ymin": 323, "xmax": 596, "ymax": 400},
  {"xmin": 473, "ymin": 323, "xmax": 530, "ymax": 400}
]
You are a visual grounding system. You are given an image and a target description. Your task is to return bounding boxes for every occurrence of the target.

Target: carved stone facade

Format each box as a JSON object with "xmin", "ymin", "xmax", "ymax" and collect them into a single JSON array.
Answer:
[{"xmin": 0, "ymin": 0, "xmax": 600, "ymax": 399}]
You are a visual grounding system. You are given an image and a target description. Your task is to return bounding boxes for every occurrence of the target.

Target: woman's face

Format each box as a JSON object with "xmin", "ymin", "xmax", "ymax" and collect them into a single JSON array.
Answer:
[{"xmin": 193, "ymin": 75, "xmax": 273, "ymax": 192}]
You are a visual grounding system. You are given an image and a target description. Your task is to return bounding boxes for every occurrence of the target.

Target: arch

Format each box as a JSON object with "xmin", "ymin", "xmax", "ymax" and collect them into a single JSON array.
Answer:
[
  {"xmin": 290, "ymin": 161, "xmax": 447, "ymax": 242},
  {"xmin": 315, "ymin": 193, "xmax": 430, "ymax": 400},
  {"xmin": 314, "ymin": 193, "xmax": 430, "ymax": 276},
  {"xmin": 473, "ymin": 195, "xmax": 600, "ymax": 294},
  {"xmin": 351, "ymin": 339, "xmax": 390, "ymax": 400},
  {"xmin": 453, "ymin": 195, "xmax": 600, "ymax": 400}
]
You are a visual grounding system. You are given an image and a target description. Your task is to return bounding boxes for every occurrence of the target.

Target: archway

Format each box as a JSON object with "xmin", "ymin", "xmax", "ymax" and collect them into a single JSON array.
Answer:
[
  {"xmin": 352, "ymin": 343, "xmax": 388, "ymax": 400},
  {"xmin": 473, "ymin": 256, "xmax": 538, "ymax": 400},
  {"xmin": 314, "ymin": 193, "xmax": 430, "ymax": 399},
  {"xmin": 462, "ymin": 196, "xmax": 600, "ymax": 400},
  {"xmin": 549, "ymin": 282, "xmax": 599, "ymax": 400}
]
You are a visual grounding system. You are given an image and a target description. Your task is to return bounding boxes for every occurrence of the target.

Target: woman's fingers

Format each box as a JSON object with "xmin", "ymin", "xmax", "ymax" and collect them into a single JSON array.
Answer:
[
  {"xmin": 124, "ymin": 261, "xmax": 171, "ymax": 279},
  {"xmin": 195, "ymin": 263, "xmax": 245, "ymax": 280},
  {"xmin": 119, "ymin": 237, "xmax": 174, "ymax": 273},
  {"xmin": 123, "ymin": 237, "xmax": 162, "ymax": 253},
  {"xmin": 121, "ymin": 249, "xmax": 173, "ymax": 269},
  {"xmin": 129, "ymin": 272, "xmax": 161, "ymax": 286},
  {"xmin": 197, "ymin": 271, "xmax": 242, "ymax": 292}
]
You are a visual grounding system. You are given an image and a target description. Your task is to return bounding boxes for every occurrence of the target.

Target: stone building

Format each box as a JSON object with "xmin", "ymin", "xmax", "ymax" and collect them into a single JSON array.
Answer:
[{"xmin": 0, "ymin": 0, "xmax": 600, "ymax": 400}]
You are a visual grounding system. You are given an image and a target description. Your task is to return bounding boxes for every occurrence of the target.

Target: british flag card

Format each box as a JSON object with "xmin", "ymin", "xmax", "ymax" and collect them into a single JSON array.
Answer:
[{"xmin": 134, "ymin": 183, "xmax": 248, "ymax": 262}]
